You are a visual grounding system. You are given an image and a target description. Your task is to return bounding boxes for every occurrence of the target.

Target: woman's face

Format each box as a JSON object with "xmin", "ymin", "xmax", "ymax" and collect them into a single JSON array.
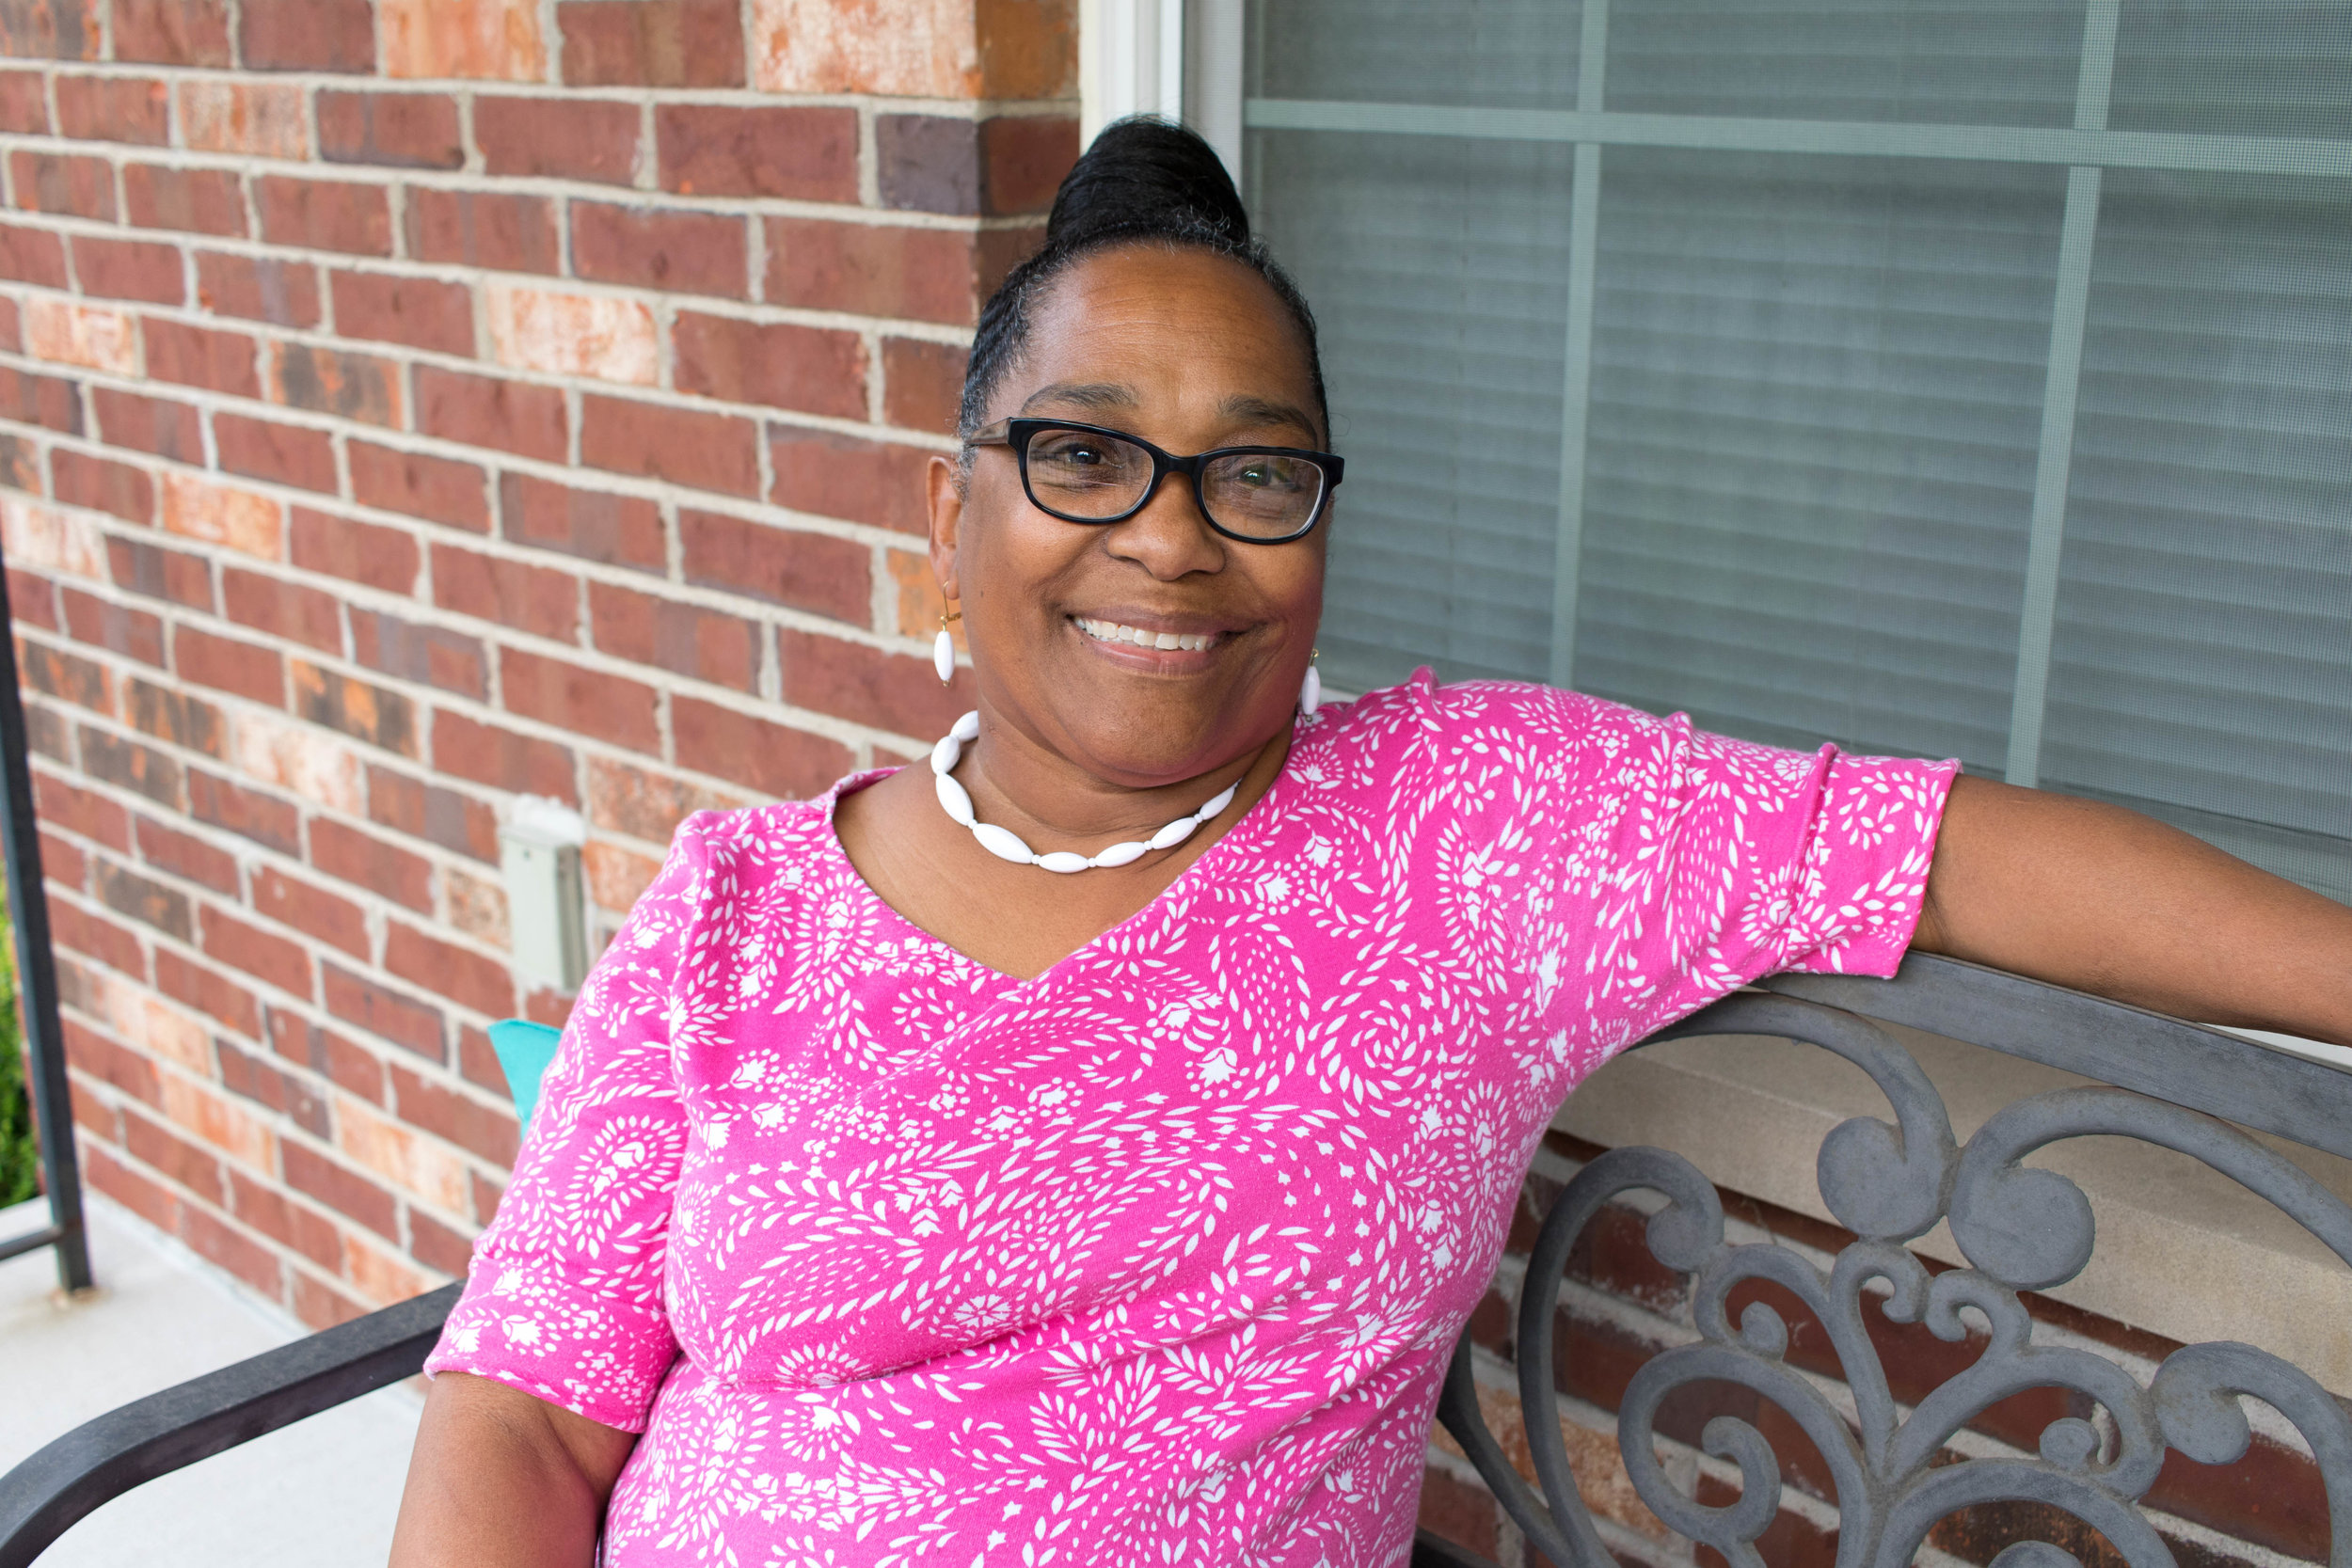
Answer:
[{"xmin": 930, "ymin": 244, "xmax": 1330, "ymax": 790}]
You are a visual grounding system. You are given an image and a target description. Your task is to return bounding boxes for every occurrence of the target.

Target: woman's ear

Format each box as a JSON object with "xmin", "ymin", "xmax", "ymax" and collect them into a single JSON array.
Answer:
[{"xmin": 926, "ymin": 453, "xmax": 963, "ymax": 603}]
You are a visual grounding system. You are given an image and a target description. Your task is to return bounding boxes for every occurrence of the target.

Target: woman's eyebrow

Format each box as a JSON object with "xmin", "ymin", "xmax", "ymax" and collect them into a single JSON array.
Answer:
[
  {"xmin": 1220, "ymin": 394, "xmax": 1321, "ymax": 440},
  {"xmin": 1020, "ymin": 381, "xmax": 1137, "ymax": 415}
]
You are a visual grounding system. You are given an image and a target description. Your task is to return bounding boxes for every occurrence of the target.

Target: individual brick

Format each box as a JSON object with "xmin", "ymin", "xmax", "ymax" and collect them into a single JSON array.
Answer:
[
  {"xmin": 312, "ymin": 819, "xmax": 433, "ymax": 912},
  {"xmin": 876, "ymin": 114, "xmax": 978, "ymax": 214},
  {"xmin": 350, "ymin": 442, "xmax": 490, "ymax": 532},
  {"xmin": 318, "ymin": 89, "xmax": 464, "ymax": 169},
  {"xmin": 560, "ymin": 0, "xmax": 743, "ymax": 86},
  {"xmin": 141, "ymin": 316, "xmax": 261, "ymax": 396},
  {"xmin": 223, "ymin": 568, "xmax": 342, "ymax": 653},
  {"xmin": 194, "ymin": 251, "xmax": 321, "ymax": 327},
  {"xmin": 107, "ymin": 534, "xmax": 213, "ymax": 610},
  {"xmin": 201, "ymin": 904, "xmax": 313, "ymax": 996},
  {"xmin": 572, "ymin": 203, "xmax": 747, "ymax": 298},
  {"xmin": 777, "ymin": 625, "xmax": 971, "ymax": 738},
  {"xmin": 257, "ymin": 177, "xmax": 393, "ymax": 257},
  {"xmin": 51, "ymin": 450, "xmax": 154, "ymax": 525},
  {"xmin": 405, "ymin": 1204, "xmax": 475, "ymax": 1275},
  {"xmin": 120, "ymin": 674, "xmax": 226, "ymax": 755},
  {"xmin": 405, "ymin": 189, "xmax": 560, "ymax": 276},
  {"xmin": 763, "ymin": 216, "xmax": 982, "ymax": 325},
  {"xmin": 124, "ymin": 1102, "xmax": 228, "ymax": 1204},
  {"xmin": 230, "ymin": 705, "xmax": 368, "ymax": 815},
  {"xmin": 749, "ymin": 0, "xmax": 1077, "ymax": 97},
  {"xmin": 326, "ymin": 270, "xmax": 475, "ymax": 357},
  {"xmin": 35, "ymin": 767, "xmax": 134, "ymax": 848},
  {"xmin": 429, "ymin": 710, "xmax": 577, "ymax": 802},
  {"xmin": 415, "ymin": 368, "xmax": 566, "ymax": 463},
  {"xmin": 476, "ymin": 95, "xmax": 640, "ymax": 183},
  {"xmin": 270, "ymin": 341, "xmax": 404, "ymax": 428},
  {"xmin": 179, "ymin": 80, "xmax": 308, "ymax": 157},
  {"xmin": 981, "ymin": 115, "xmax": 1080, "ymax": 215},
  {"xmin": 769, "ymin": 424, "xmax": 930, "ymax": 533},
  {"xmin": 174, "ymin": 625, "xmax": 284, "ymax": 705},
  {"xmin": 21, "ymin": 637, "xmax": 113, "ymax": 713},
  {"xmin": 0, "ymin": 363, "xmax": 84, "ymax": 433},
  {"xmin": 213, "ymin": 412, "xmax": 337, "ymax": 494},
  {"xmin": 72, "ymin": 235, "xmax": 186, "ymax": 306},
  {"xmin": 583, "ymin": 756, "xmax": 745, "ymax": 845},
  {"xmin": 580, "ymin": 396, "xmax": 758, "ymax": 498},
  {"xmin": 500, "ymin": 648, "xmax": 660, "ymax": 754},
  {"xmin": 680, "ymin": 509, "xmax": 871, "ymax": 623},
  {"xmin": 499, "ymin": 473, "xmax": 665, "ymax": 572},
  {"xmin": 94, "ymin": 388, "xmax": 203, "ymax": 465},
  {"xmin": 184, "ymin": 768, "xmax": 298, "ymax": 854},
  {"xmin": 292, "ymin": 659, "xmax": 418, "ymax": 756},
  {"xmin": 431, "ymin": 542, "xmax": 579, "ymax": 641},
  {"xmin": 657, "ymin": 104, "xmax": 857, "ymax": 201},
  {"xmin": 290, "ymin": 507, "xmax": 420, "ymax": 594},
  {"xmin": 0, "ymin": 432, "xmax": 36, "ymax": 490},
  {"xmin": 380, "ymin": 0, "xmax": 548, "ymax": 81},
  {"xmin": 581, "ymin": 838, "xmax": 660, "ymax": 913},
  {"xmin": 882, "ymin": 336, "xmax": 968, "ymax": 436},
  {"xmin": 351, "ymin": 608, "xmax": 487, "ymax": 699},
  {"xmin": 95, "ymin": 858, "xmax": 193, "ymax": 941},
  {"xmin": 0, "ymin": 294, "xmax": 19, "ymax": 352},
  {"xmin": 484, "ymin": 283, "xmax": 657, "ymax": 384},
  {"xmin": 367, "ymin": 764, "xmax": 498, "ymax": 863},
  {"xmin": 0, "ymin": 69, "xmax": 47, "ymax": 132},
  {"xmin": 55, "ymin": 75, "xmax": 170, "ymax": 145},
  {"xmin": 61, "ymin": 586, "xmax": 165, "ymax": 665},
  {"xmin": 589, "ymin": 581, "xmax": 757, "ymax": 690},
  {"xmin": 7, "ymin": 565, "xmax": 56, "ymax": 629},
  {"xmin": 25, "ymin": 298, "xmax": 137, "ymax": 375},
  {"xmin": 10, "ymin": 150, "xmax": 116, "ymax": 220},
  {"xmin": 54, "ymin": 899, "xmax": 145, "ymax": 976},
  {"xmin": 239, "ymin": 0, "xmax": 374, "ymax": 72},
  {"xmin": 123, "ymin": 164, "xmax": 246, "ymax": 236},
  {"xmin": 114, "ymin": 0, "xmax": 233, "ymax": 65},
  {"xmin": 672, "ymin": 697, "xmax": 852, "ymax": 799},
  {"xmin": 0, "ymin": 222, "xmax": 69, "ymax": 288},
  {"xmin": 673, "ymin": 313, "xmax": 866, "ymax": 420},
  {"xmin": 161, "ymin": 470, "xmax": 283, "ymax": 558},
  {"xmin": 0, "ymin": 0, "xmax": 98, "ymax": 57}
]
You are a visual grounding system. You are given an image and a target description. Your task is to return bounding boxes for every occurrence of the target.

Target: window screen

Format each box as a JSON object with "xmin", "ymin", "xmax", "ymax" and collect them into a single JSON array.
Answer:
[{"xmin": 1242, "ymin": 0, "xmax": 2352, "ymax": 902}]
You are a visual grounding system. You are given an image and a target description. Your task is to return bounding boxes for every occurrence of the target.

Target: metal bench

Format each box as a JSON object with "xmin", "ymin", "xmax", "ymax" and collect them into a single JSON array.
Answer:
[{"xmin": 4, "ymin": 952, "xmax": 2346, "ymax": 1568}]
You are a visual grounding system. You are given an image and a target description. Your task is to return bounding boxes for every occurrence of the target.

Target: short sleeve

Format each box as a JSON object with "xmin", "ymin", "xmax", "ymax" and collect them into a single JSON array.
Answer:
[
  {"xmin": 1406, "ymin": 674, "xmax": 1958, "ymax": 1053},
  {"xmin": 421, "ymin": 814, "xmax": 711, "ymax": 1431}
]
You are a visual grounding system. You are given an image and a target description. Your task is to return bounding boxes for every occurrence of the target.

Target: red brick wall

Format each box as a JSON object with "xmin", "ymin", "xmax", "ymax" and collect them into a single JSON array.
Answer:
[
  {"xmin": 0, "ymin": 0, "xmax": 1074, "ymax": 1324},
  {"xmin": 1417, "ymin": 1131, "xmax": 2328, "ymax": 1568}
]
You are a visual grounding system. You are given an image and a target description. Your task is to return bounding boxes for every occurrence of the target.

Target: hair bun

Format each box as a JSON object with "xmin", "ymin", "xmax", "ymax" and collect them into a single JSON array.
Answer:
[{"xmin": 1046, "ymin": 117, "xmax": 1249, "ymax": 252}]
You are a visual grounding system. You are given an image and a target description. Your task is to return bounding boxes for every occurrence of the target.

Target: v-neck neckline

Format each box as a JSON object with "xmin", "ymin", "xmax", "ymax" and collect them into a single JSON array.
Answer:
[{"xmin": 812, "ymin": 749, "xmax": 1299, "ymax": 994}]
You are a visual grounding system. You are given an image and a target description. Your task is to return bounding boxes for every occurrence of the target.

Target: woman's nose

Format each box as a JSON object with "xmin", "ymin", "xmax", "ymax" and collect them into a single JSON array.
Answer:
[{"xmin": 1104, "ymin": 470, "xmax": 1227, "ymax": 579}]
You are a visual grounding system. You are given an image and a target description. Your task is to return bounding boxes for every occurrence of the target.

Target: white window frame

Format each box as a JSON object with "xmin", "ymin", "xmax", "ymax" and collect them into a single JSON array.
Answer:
[{"xmin": 1080, "ymin": 0, "xmax": 1244, "ymax": 178}]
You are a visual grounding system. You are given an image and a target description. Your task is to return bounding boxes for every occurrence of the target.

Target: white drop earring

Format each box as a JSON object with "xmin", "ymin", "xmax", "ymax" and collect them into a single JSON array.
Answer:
[
  {"xmin": 1298, "ymin": 649, "xmax": 1321, "ymax": 716},
  {"xmin": 933, "ymin": 610, "xmax": 961, "ymax": 685}
]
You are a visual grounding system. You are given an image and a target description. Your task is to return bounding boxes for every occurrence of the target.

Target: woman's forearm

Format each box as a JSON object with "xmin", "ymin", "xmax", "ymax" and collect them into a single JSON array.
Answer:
[
  {"xmin": 1913, "ymin": 774, "xmax": 2352, "ymax": 1048},
  {"xmin": 390, "ymin": 1371, "xmax": 639, "ymax": 1568}
]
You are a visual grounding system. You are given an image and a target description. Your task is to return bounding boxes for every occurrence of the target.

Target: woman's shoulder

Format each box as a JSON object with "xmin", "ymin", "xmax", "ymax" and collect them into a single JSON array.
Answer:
[{"xmin": 651, "ymin": 770, "xmax": 888, "ymax": 886}]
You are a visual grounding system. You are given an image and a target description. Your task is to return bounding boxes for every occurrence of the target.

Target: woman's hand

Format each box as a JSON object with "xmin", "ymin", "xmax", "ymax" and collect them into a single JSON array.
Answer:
[
  {"xmin": 389, "ymin": 1370, "xmax": 639, "ymax": 1567},
  {"xmin": 1914, "ymin": 774, "xmax": 2352, "ymax": 1048}
]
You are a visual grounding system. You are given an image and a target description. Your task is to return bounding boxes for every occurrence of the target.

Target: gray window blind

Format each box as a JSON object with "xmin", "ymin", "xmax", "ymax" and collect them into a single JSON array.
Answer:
[{"xmin": 1242, "ymin": 0, "xmax": 2352, "ymax": 903}]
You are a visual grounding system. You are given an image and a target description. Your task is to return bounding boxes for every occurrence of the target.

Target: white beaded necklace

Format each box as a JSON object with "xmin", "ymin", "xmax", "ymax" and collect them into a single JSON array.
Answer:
[{"xmin": 929, "ymin": 711, "xmax": 1238, "ymax": 873}]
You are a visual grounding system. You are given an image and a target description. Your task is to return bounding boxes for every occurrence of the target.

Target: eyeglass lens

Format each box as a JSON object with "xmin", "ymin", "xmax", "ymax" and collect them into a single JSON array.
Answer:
[{"xmin": 1024, "ymin": 428, "xmax": 1325, "ymax": 539}]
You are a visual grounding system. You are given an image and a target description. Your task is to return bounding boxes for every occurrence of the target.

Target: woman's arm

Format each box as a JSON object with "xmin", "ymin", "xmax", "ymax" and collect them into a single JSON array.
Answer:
[
  {"xmin": 389, "ymin": 1371, "xmax": 639, "ymax": 1567},
  {"xmin": 1913, "ymin": 774, "xmax": 2352, "ymax": 1048}
]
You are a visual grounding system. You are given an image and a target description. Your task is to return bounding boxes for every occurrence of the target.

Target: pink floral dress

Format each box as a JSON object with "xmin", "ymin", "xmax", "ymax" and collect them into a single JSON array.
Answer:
[{"xmin": 427, "ymin": 673, "xmax": 1956, "ymax": 1567}]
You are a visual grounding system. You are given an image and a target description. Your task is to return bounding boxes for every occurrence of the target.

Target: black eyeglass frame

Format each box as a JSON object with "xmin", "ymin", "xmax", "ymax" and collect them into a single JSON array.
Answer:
[{"xmin": 967, "ymin": 418, "xmax": 1343, "ymax": 545}]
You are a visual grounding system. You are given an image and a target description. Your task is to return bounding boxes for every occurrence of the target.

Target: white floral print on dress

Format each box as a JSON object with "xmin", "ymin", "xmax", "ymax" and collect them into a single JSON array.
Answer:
[{"xmin": 428, "ymin": 671, "xmax": 1957, "ymax": 1567}]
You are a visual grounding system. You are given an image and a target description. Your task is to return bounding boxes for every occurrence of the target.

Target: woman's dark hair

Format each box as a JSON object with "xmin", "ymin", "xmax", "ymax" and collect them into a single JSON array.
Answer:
[{"xmin": 958, "ymin": 117, "xmax": 1329, "ymax": 451}]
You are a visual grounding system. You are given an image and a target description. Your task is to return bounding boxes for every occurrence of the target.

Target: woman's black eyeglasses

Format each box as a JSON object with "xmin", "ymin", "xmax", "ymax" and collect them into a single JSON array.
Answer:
[{"xmin": 967, "ymin": 419, "xmax": 1343, "ymax": 545}]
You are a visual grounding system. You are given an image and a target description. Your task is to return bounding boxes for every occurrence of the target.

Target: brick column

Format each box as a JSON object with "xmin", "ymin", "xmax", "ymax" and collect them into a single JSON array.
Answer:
[{"xmin": 0, "ymin": 0, "xmax": 1073, "ymax": 1324}]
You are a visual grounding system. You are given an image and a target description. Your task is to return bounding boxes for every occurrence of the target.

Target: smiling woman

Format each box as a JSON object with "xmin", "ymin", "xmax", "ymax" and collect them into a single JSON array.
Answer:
[{"xmin": 388, "ymin": 120, "xmax": 2352, "ymax": 1568}]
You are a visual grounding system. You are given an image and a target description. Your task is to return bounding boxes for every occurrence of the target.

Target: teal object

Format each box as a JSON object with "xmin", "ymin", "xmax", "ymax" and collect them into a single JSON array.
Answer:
[{"xmin": 487, "ymin": 1019, "xmax": 564, "ymax": 1132}]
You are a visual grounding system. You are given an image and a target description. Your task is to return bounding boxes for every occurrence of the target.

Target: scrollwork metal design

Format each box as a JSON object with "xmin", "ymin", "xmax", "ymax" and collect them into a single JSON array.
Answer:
[{"xmin": 1435, "ymin": 990, "xmax": 2352, "ymax": 1568}]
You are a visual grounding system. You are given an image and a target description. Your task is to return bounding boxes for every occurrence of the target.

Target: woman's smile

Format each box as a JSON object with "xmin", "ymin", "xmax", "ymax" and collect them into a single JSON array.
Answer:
[{"xmin": 1070, "ymin": 611, "xmax": 1242, "ymax": 670}]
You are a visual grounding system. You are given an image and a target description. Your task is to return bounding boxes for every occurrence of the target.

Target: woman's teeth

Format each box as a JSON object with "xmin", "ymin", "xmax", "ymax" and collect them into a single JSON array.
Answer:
[{"xmin": 1075, "ymin": 617, "xmax": 1216, "ymax": 652}]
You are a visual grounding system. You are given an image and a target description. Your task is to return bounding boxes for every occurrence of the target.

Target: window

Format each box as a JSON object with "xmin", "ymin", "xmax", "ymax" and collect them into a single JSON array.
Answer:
[{"xmin": 1155, "ymin": 0, "xmax": 2352, "ymax": 903}]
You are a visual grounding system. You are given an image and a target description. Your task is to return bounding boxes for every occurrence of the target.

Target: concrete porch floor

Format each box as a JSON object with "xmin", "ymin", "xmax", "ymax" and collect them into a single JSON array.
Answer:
[{"xmin": 0, "ymin": 1193, "xmax": 421, "ymax": 1566}]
